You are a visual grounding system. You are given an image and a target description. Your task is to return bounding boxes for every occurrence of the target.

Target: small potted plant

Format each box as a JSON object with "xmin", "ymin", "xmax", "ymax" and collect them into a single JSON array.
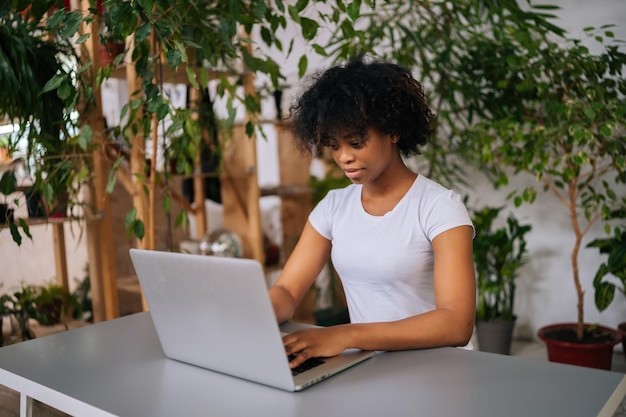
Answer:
[
  {"xmin": 472, "ymin": 205, "xmax": 532, "ymax": 354},
  {"xmin": 32, "ymin": 283, "xmax": 83, "ymax": 327}
]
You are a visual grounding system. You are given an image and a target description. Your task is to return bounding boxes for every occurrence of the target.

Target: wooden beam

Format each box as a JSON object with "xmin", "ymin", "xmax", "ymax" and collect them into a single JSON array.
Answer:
[
  {"xmin": 51, "ymin": 223, "xmax": 69, "ymax": 290},
  {"xmin": 79, "ymin": 0, "xmax": 119, "ymax": 321}
]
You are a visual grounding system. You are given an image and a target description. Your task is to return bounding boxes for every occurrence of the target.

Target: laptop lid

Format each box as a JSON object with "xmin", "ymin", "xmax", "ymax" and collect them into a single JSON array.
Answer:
[{"xmin": 129, "ymin": 249, "xmax": 374, "ymax": 392}]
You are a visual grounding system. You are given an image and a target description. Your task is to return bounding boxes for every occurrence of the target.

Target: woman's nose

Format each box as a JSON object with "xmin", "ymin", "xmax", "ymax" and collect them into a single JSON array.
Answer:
[{"xmin": 334, "ymin": 145, "xmax": 354, "ymax": 163}]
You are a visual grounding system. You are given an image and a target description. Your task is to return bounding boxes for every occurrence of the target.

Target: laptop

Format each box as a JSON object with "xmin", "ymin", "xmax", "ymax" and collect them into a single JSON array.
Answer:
[{"xmin": 129, "ymin": 249, "xmax": 375, "ymax": 392}]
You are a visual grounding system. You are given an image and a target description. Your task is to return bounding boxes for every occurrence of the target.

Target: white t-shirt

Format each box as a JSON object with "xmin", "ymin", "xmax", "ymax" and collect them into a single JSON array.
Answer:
[{"xmin": 309, "ymin": 174, "xmax": 473, "ymax": 325}]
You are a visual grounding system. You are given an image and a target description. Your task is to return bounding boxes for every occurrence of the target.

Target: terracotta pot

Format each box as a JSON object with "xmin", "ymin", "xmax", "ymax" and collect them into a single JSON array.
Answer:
[
  {"xmin": 42, "ymin": 190, "xmax": 69, "ymax": 218},
  {"xmin": 537, "ymin": 323, "xmax": 622, "ymax": 370},
  {"xmin": 99, "ymin": 41, "xmax": 125, "ymax": 66}
]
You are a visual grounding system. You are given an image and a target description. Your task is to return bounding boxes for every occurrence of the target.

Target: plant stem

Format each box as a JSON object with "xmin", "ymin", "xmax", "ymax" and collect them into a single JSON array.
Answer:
[{"xmin": 569, "ymin": 177, "xmax": 585, "ymax": 340}]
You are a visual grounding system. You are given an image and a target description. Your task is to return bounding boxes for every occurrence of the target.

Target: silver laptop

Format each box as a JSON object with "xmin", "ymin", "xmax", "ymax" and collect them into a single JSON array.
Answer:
[{"xmin": 129, "ymin": 248, "xmax": 375, "ymax": 392}]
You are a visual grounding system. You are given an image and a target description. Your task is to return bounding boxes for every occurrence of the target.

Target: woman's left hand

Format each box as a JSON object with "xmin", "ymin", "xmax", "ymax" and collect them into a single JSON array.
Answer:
[{"xmin": 282, "ymin": 326, "xmax": 349, "ymax": 369}]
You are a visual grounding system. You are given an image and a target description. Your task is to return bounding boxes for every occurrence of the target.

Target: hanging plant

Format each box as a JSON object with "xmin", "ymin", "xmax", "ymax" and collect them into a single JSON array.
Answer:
[{"xmin": 0, "ymin": 0, "xmax": 95, "ymax": 245}]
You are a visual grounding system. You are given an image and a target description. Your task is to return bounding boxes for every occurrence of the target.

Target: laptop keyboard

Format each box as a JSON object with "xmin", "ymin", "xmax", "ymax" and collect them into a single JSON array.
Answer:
[{"xmin": 288, "ymin": 355, "xmax": 326, "ymax": 376}]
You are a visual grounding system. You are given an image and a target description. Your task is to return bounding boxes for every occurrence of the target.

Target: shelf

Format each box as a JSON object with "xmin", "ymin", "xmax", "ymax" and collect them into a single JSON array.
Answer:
[
  {"xmin": 260, "ymin": 185, "xmax": 311, "ymax": 197},
  {"xmin": 0, "ymin": 213, "xmax": 102, "ymax": 230}
]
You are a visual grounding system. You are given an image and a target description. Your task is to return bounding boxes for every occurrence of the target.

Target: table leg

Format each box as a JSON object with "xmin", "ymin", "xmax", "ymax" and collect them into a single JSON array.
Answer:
[{"xmin": 20, "ymin": 392, "xmax": 33, "ymax": 417}]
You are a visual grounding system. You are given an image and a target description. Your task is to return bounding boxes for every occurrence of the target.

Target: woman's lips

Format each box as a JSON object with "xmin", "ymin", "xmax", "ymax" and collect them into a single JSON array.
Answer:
[{"xmin": 344, "ymin": 168, "xmax": 361, "ymax": 179}]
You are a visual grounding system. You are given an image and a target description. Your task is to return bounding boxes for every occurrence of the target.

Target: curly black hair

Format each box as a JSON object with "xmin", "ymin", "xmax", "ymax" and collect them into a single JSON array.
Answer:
[{"xmin": 288, "ymin": 57, "xmax": 435, "ymax": 158}]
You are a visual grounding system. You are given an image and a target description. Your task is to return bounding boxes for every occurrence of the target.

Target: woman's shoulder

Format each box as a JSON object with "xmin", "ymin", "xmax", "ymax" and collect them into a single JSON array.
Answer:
[
  {"xmin": 412, "ymin": 174, "xmax": 459, "ymax": 199},
  {"xmin": 410, "ymin": 175, "xmax": 468, "ymax": 216}
]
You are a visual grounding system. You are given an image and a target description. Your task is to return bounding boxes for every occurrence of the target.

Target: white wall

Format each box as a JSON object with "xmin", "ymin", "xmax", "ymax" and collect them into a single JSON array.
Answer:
[
  {"xmin": 0, "ymin": 196, "xmax": 89, "ymax": 293},
  {"xmin": 1, "ymin": 0, "xmax": 625, "ymax": 341}
]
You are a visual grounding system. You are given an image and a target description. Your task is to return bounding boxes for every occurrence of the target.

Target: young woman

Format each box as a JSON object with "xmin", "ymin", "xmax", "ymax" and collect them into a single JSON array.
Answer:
[{"xmin": 269, "ymin": 57, "xmax": 476, "ymax": 369}]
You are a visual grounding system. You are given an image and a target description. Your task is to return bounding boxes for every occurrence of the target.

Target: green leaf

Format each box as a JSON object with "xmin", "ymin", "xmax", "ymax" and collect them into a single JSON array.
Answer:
[
  {"xmin": 288, "ymin": 5, "xmax": 301, "ymax": 23},
  {"xmin": 9, "ymin": 222, "xmax": 22, "ymax": 246},
  {"xmin": 245, "ymin": 121, "xmax": 255, "ymax": 138},
  {"xmin": 136, "ymin": 22, "xmax": 152, "ymax": 42},
  {"xmin": 18, "ymin": 218, "xmax": 31, "ymax": 240},
  {"xmin": 594, "ymin": 281, "xmax": 615, "ymax": 312},
  {"xmin": 166, "ymin": 48, "xmax": 182, "ymax": 68},
  {"xmin": 260, "ymin": 27, "xmax": 272, "ymax": 46},
  {"xmin": 41, "ymin": 74, "xmax": 66, "ymax": 94},
  {"xmin": 186, "ymin": 66, "xmax": 199, "ymax": 89},
  {"xmin": 58, "ymin": 82, "xmax": 72, "ymax": 100},
  {"xmin": 156, "ymin": 102, "xmax": 170, "ymax": 121},
  {"xmin": 78, "ymin": 125, "xmax": 93, "ymax": 150},
  {"xmin": 300, "ymin": 17, "xmax": 319, "ymax": 40},
  {"xmin": 137, "ymin": 0, "xmax": 154, "ymax": 12},
  {"xmin": 59, "ymin": 11, "xmax": 82, "ymax": 39},
  {"xmin": 106, "ymin": 159, "xmax": 123, "ymax": 194},
  {"xmin": 75, "ymin": 33, "xmax": 90, "ymax": 45},
  {"xmin": 347, "ymin": 1, "xmax": 361, "ymax": 20},
  {"xmin": 298, "ymin": 54, "xmax": 308, "ymax": 78},
  {"xmin": 0, "ymin": 171, "xmax": 17, "ymax": 195},
  {"xmin": 134, "ymin": 220, "xmax": 145, "ymax": 240},
  {"xmin": 600, "ymin": 125, "xmax": 612, "ymax": 138},
  {"xmin": 312, "ymin": 44, "xmax": 328, "ymax": 56}
]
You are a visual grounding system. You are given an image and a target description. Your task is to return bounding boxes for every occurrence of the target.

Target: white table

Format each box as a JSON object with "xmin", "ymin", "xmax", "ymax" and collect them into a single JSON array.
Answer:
[{"xmin": 1, "ymin": 312, "xmax": 625, "ymax": 417}]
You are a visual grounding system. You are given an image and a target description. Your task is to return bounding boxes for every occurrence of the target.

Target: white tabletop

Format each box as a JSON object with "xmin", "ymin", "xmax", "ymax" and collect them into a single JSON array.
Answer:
[{"xmin": 1, "ymin": 312, "xmax": 625, "ymax": 417}]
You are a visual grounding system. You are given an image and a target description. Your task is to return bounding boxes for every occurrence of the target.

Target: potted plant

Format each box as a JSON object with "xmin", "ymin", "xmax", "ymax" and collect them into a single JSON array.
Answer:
[
  {"xmin": 3, "ymin": 282, "xmax": 84, "ymax": 344},
  {"xmin": 472, "ymin": 205, "xmax": 532, "ymax": 354},
  {"xmin": 31, "ymin": 283, "xmax": 83, "ymax": 327},
  {"xmin": 459, "ymin": 28, "xmax": 626, "ymax": 369}
]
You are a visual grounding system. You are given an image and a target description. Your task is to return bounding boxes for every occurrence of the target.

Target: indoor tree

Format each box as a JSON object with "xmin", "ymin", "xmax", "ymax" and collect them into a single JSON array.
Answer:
[
  {"xmin": 459, "ymin": 28, "xmax": 626, "ymax": 340},
  {"xmin": 300, "ymin": 0, "xmax": 567, "ymax": 187}
]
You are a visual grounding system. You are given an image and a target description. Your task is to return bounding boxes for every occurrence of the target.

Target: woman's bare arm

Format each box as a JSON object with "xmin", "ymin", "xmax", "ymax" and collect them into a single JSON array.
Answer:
[{"xmin": 269, "ymin": 221, "xmax": 332, "ymax": 323}]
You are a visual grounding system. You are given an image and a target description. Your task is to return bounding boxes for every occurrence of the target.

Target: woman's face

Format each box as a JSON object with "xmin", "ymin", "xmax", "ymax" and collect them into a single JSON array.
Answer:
[{"xmin": 327, "ymin": 128, "xmax": 399, "ymax": 185}]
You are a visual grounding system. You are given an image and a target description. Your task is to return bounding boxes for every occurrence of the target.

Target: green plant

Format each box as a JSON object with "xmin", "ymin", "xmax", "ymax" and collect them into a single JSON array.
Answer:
[
  {"xmin": 459, "ymin": 29, "xmax": 626, "ymax": 340},
  {"xmin": 588, "ymin": 208, "xmax": 626, "ymax": 312},
  {"xmin": 8, "ymin": 282, "xmax": 83, "ymax": 327},
  {"xmin": 472, "ymin": 206, "xmax": 532, "ymax": 322},
  {"xmin": 0, "ymin": 1, "xmax": 94, "ymax": 245},
  {"xmin": 33, "ymin": 283, "xmax": 83, "ymax": 326},
  {"xmin": 308, "ymin": 0, "xmax": 567, "ymax": 187},
  {"xmin": 90, "ymin": 0, "xmax": 333, "ymax": 249}
]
